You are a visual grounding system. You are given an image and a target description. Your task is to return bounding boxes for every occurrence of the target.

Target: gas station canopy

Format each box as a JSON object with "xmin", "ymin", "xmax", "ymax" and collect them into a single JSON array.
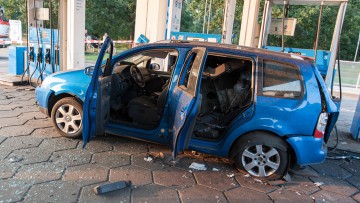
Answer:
[{"xmin": 270, "ymin": 0, "xmax": 347, "ymax": 6}]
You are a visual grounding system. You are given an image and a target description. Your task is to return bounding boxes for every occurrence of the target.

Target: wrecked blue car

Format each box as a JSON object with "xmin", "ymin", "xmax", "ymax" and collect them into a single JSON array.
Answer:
[{"xmin": 36, "ymin": 38, "xmax": 340, "ymax": 180}]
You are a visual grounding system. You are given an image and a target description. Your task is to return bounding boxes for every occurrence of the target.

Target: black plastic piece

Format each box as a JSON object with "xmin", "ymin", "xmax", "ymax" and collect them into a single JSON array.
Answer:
[
  {"xmin": 29, "ymin": 47, "xmax": 35, "ymax": 62},
  {"xmin": 45, "ymin": 48, "xmax": 51, "ymax": 64},
  {"xmin": 93, "ymin": 181, "xmax": 131, "ymax": 195},
  {"xmin": 37, "ymin": 48, "xmax": 43, "ymax": 63}
]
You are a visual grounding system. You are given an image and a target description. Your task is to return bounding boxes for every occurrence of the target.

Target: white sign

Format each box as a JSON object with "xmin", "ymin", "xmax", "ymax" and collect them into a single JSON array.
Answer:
[
  {"xmin": 166, "ymin": 0, "xmax": 183, "ymax": 39},
  {"xmin": 9, "ymin": 20, "xmax": 22, "ymax": 42},
  {"xmin": 270, "ymin": 18, "xmax": 297, "ymax": 36}
]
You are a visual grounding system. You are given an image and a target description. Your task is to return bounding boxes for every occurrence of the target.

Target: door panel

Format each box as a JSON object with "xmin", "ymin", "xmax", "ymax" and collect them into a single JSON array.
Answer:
[
  {"xmin": 170, "ymin": 47, "xmax": 207, "ymax": 158},
  {"xmin": 82, "ymin": 37, "xmax": 113, "ymax": 147}
]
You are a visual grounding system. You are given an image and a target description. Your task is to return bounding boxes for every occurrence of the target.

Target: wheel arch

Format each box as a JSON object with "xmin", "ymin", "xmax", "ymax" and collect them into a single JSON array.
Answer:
[
  {"xmin": 48, "ymin": 92, "xmax": 83, "ymax": 117},
  {"xmin": 228, "ymin": 130, "xmax": 296, "ymax": 164}
]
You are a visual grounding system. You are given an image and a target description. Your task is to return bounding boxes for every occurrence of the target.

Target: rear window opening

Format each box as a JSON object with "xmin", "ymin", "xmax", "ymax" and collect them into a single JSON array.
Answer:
[{"xmin": 193, "ymin": 54, "xmax": 253, "ymax": 140}]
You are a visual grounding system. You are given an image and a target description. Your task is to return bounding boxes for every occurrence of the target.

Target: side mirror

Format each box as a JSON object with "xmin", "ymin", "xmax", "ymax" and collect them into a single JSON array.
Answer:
[
  {"xmin": 150, "ymin": 63, "xmax": 161, "ymax": 71},
  {"xmin": 85, "ymin": 66, "xmax": 95, "ymax": 76}
]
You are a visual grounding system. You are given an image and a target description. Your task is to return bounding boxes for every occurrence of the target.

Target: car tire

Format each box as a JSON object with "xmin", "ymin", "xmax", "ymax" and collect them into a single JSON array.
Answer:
[
  {"xmin": 51, "ymin": 97, "xmax": 83, "ymax": 139},
  {"xmin": 233, "ymin": 133, "xmax": 289, "ymax": 180}
]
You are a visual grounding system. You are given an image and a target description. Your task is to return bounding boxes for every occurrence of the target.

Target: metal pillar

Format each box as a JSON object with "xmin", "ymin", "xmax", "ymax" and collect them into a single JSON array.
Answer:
[
  {"xmin": 134, "ymin": 0, "xmax": 169, "ymax": 43},
  {"xmin": 58, "ymin": 0, "xmax": 85, "ymax": 71},
  {"xmin": 239, "ymin": 0, "xmax": 261, "ymax": 47},
  {"xmin": 325, "ymin": 2, "xmax": 347, "ymax": 88},
  {"xmin": 222, "ymin": 0, "xmax": 236, "ymax": 44}
]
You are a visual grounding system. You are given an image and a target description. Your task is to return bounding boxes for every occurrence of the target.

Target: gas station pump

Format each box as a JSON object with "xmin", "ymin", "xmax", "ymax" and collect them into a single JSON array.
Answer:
[{"xmin": 28, "ymin": 27, "xmax": 60, "ymax": 85}]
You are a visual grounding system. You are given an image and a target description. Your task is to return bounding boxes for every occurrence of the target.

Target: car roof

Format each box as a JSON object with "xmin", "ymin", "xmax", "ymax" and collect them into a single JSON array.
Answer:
[{"xmin": 141, "ymin": 40, "xmax": 314, "ymax": 64}]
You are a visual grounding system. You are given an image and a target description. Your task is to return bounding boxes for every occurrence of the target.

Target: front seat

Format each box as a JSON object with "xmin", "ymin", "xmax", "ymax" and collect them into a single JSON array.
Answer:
[{"xmin": 127, "ymin": 85, "xmax": 169, "ymax": 129}]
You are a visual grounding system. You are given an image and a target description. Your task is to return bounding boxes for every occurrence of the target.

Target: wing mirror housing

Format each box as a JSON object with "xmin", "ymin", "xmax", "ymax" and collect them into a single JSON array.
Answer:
[{"xmin": 85, "ymin": 66, "xmax": 95, "ymax": 76}]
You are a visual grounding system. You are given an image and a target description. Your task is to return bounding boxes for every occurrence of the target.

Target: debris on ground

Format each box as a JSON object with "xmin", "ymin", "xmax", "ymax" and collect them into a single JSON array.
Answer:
[
  {"xmin": 227, "ymin": 174, "xmax": 235, "ymax": 178},
  {"xmin": 243, "ymin": 174, "xmax": 250, "ymax": 178},
  {"xmin": 283, "ymin": 173, "xmax": 292, "ymax": 182},
  {"xmin": 93, "ymin": 181, "xmax": 132, "ymax": 195},
  {"xmin": 253, "ymin": 179, "xmax": 263, "ymax": 184},
  {"xmin": 212, "ymin": 168, "xmax": 220, "ymax": 172},
  {"xmin": 296, "ymin": 191, "xmax": 301, "ymax": 196},
  {"xmin": 144, "ymin": 156, "xmax": 153, "ymax": 162},
  {"xmin": 189, "ymin": 162, "xmax": 207, "ymax": 171},
  {"xmin": 314, "ymin": 182, "xmax": 324, "ymax": 187}
]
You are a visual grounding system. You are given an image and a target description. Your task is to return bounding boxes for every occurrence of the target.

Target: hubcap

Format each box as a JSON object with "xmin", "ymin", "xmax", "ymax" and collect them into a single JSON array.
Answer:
[
  {"xmin": 241, "ymin": 145, "xmax": 280, "ymax": 177},
  {"xmin": 55, "ymin": 104, "xmax": 82, "ymax": 134}
]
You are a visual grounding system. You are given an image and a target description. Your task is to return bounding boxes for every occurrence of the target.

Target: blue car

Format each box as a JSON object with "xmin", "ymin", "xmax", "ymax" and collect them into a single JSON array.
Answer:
[{"xmin": 36, "ymin": 38, "xmax": 340, "ymax": 180}]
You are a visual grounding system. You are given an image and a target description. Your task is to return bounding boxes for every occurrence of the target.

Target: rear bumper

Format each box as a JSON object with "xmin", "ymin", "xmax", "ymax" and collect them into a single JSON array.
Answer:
[{"xmin": 287, "ymin": 136, "xmax": 327, "ymax": 166}]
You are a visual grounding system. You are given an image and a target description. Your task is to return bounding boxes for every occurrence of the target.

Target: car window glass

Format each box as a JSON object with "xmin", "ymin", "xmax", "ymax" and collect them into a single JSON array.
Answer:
[{"xmin": 262, "ymin": 60, "xmax": 301, "ymax": 98}]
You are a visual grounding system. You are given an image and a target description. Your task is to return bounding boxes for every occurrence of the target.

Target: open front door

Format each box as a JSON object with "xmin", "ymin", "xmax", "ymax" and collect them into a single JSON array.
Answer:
[
  {"xmin": 82, "ymin": 37, "xmax": 113, "ymax": 147},
  {"xmin": 170, "ymin": 47, "xmax": 207, "ymax": 158}
]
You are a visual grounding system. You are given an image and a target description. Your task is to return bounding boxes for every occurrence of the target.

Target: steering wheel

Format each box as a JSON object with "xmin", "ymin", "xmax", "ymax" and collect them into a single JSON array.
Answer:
[{"xmin": 130, "ymin": 65, "xmax": 146, "ymax": 88}]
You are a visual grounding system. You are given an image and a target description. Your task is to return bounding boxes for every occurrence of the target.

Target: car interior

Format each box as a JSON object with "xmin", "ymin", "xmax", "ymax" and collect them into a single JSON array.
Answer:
[{"xmin": 108, "ymin": 49, "xmax": 253, "ymax": 138}]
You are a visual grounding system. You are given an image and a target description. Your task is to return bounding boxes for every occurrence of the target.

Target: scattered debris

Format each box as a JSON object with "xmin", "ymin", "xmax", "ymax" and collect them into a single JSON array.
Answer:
[
  {"xmin": 144, "ymin": 156, "xmax": 153, "ymax": 162},
  {"xmin": 314, "ymin": 182, "xmax": 324, "ymax": 187},
  {"xmin": 296, "ymin": 191, "xmax": 301, "ymax": 196},
  {"xmin": 227, "ymin": 174, "xmax": 235, "ymax": 178},
  {"xmin": 268, "ymin": 180, "xmax": 285, "ymax": 186},
  {"xmin": 8, "ymin": 156, "xmax": 23, "ymax": 163},
  {"xmin": 93, "ymin": 181, "xmax": 131, "ymax": 195},
  {"xmin": 283, "ymin": 173, "xmax": 292, "ymax": 182},
  {"xmin": 182, "ymin": 174, "xmax": 189, "ymax": 179},
  {"xmin": 212, "ymin": 168, "xmax": 220, "ymax": 172},
  {"xmin": 254, "ymin": 179, "xmax": 263, "ymax": 184},
  {"xmin": 189, "ymin": 170, "xmax": 193, "ymax": 173},
  {"xmin": 189, "ymin": 162, "xmax": 207, "ymax": 171},
  {"xmin": 243, "ymin": 174, "xmax": 250, "ymax": 178}
]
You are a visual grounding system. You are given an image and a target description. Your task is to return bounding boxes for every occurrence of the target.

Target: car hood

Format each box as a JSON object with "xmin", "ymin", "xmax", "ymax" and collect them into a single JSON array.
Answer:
[{"xmin": 41, "ymin": 69, "xmax": 91, "ymax": 89}]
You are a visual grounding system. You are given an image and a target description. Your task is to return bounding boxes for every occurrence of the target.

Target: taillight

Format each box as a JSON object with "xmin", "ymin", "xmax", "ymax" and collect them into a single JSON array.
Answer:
[{"xmin": 314, "ymin": 113, "xmax": 329, "ymax": 138}]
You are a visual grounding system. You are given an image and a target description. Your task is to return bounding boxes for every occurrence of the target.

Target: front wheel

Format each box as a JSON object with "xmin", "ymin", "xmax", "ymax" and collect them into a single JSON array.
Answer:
[
  {"xmin": 51, "ymin": 97, "xmax": 83, "ymax": 139},
  {"xmin": 233, "ymin": 133, "xmax": 289, "ymax": 180}
]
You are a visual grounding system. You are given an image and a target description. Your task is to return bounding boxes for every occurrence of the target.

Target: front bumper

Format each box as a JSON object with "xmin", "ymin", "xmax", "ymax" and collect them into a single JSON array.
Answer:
[
  {"xmin": 287, "ymin": 136, "xmax": 327, "ymax": 166},
  {"xmin": 35, "ymin": 86, "xmax": 52, "ymax": 116}
]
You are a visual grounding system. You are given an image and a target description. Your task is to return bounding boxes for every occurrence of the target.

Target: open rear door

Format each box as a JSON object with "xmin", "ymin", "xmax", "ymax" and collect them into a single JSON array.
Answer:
[
  {"xmin": 82, "ymin": 37, "xmax": 113, "ymax": 147},
  {"xmin": 169, "ymin": 47, "xmax": 207, "ymax": 158}
]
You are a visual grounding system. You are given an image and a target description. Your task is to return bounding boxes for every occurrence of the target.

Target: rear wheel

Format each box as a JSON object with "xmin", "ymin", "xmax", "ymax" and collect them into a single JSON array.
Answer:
[
  {"xmin": 233, "ymin": 133, "xmax": 289, "ymax": 180},
  {"xmin": 51, "ymin": 97, "xmax": 83, "ymax": 139}
]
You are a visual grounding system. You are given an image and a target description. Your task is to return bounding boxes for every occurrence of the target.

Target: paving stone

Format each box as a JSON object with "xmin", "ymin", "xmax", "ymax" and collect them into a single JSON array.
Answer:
[
  {"xmin": 0, "ymin": 124, "xmax": 34, "ymax": 137},
  {"xmin": 179, "ymin": 185, "xmax": 227, "ymax": 203},
  {"xmin": 13, "ymin": 105, "xmax": 38, "ymax": 113},
  {"xmin": 92, "ymin": 151, "xmax": 130, "ymax": 168},
  {"xmin": 0, "ymin": 135, "xmax": 5, "ymax": 144},
  {"xmin": 311, "ymin": 161, "xmax": 353, "ymax": 179},
  {"xmin": 0, "ymin": 117, "xmax": 27, "ymax": 128},
  {"xmin": 0, "ymin": 136, "xmax": 43, "ymax": 150},
  {"xmin": 269, "ymin": 189, "xmax": 312, "ymax": 203},
  {"xmin": 31, "ymin": 127, "xmax": 62, "ymax": 138},
  {"xmin": 194, "ymin": 171, "xmax": 238, "ymax": 191},
  {"xmin": 79, "ymin": 183, "xmax": 130, "ymax": 203},
  {"xmin": 10, "ymin": 100, "xmax": 36, "ymax": 107},
  {"xmin": 25, "ymin": 118, "xmax": 52, "ymax": 129},
  {"xmin": 131, "ymin": 184, "xmax": 180, "ymax": 203},
  {"xmin": 148, "ymin": 143, "xmax": 172, "ymax": 154},
  {"xmin": 225, "ymin": 187, "xmax": 272, "ymax": 203},
  {"xmin": 39, "ymin": 137, "xmax": 79, "ymax": 151},
  {"xmin": 78, "ymin": 139, "xmax": 114, "ymax": 153},
  {"xmin": 0, "ymin": 146, "xmax": 12, "ymax": 160},
  {"xmin": 63, "ymin": 164, "xmax": 109, "ymax": 186},
  {"xmin": 8, "ymin": 147, "xmax": 52, "ymax": 164},
  {"xmin": 341, "ymin": 161, "xmax": 360, "ymax": 176},
  {"xmin": 109, "ymin": 165, "xmax": 152, "ymax": 186},
  {"xmin": 0, "ymin": 178, "xmax": 30, "ymax": 202},
  {"xmin": 310, "ymin": 176, "xmax": 359, "ymax": 196},
  {"xmin": 0, "ymin": 104, "xmax": 16, "ymax": 111},
  {"xmin": 311, "ymin": 190, "xmax": 357, "ymax": 203},
  {"xmin": 20, "ymin": 111, "xmax": 48, "ymax": 120},
  {"xmin": 131, "ymin": 152, "xmax": 169, "ymax": 171},
  {"xmin": 0, "ymin": 109, "xmax": 22, "ymax": 119},
  {"xmin": 15, "ymin": 162, "xmax": 64, "ymax": 184},
  {"xmin": 235, "ymin": 175, "xmax": 279, "ymax": 193},
  {"xmin": 50, "ymin": 149, "xmax": 92, "ymax": 167},
  {"xmin": 0, "ymin": 160, "xmax": 21, "ymax": 179},
  {"xmin": 352, "ymin": 192, "xmax": 360, "ymax": 202},
  {"xmin": 153, "ymin": 167, "xmax": 195, "ymax": 189},
  {"xmin": 282, "ymin": 175, "xmax": 320, "ymax": 195},
  {"xmin": 113, "ymin": 139, "xmax": 149, "ymax": 155},
  {"xmin": 204, "ymin": 156, "xmax": 237, "ymax": 173},
  {"xmin": 24, "ymin": 180, "xmax": 80, "ymax": 202},
  {"xmin": 347, "ymin": 175, "xmax": 360, "ymax": 189}
]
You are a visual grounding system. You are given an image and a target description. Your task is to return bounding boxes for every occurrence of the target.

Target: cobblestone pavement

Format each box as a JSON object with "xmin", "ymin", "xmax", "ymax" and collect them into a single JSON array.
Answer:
[{"xmin": 0, "ymin": 85, "xmax": 359, "ymax": 203}]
